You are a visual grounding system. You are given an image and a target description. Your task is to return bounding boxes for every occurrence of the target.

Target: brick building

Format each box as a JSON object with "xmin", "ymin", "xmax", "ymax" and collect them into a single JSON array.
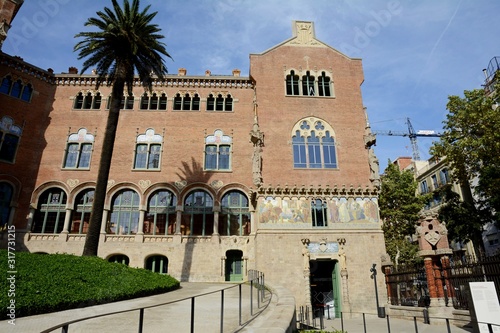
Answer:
[{"xmin": 1, "ymin": 17, "xmax": 388, "ymax": 314}]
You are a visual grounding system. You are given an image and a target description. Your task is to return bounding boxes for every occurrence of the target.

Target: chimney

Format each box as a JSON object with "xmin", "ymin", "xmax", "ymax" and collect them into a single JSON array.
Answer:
[
  {"xmin": 178, "ymin": 68, "xmax": 187, "ymax": 76},
  {"xmin": 232, "ymin": 69, "xmax": 241, "ymax": 77},
  {"xmin": 68, "ymin": 67, "xmax": 78, "ymax": 74}
]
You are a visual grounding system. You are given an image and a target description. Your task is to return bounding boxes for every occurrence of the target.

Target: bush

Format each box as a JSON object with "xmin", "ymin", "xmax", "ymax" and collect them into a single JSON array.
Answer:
[{"xmin": 0, "ymin": 250, "xmax": 180, "ymax": 319}]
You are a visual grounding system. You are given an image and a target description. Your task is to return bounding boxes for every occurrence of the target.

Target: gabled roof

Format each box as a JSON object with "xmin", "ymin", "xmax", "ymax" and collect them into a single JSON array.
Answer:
[{"xmin": 252, "ymin": 20, "xmax": 360, "ymax": 60}]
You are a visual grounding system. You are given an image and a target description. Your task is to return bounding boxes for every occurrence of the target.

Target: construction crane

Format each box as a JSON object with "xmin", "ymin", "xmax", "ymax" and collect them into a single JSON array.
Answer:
[{"xmin": 372, "ymin": 117, "xmax": 442, "ymax": 161}]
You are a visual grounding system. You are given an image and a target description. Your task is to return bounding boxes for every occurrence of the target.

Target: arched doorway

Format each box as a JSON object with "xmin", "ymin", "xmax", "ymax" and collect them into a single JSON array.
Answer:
[
  {"xmin": 225, "ymin": 250, "xmax": 243, "ymax": 281},
  {"xmin": 309, "ymin": 259, "xmax": 342, "ymax": 318}
]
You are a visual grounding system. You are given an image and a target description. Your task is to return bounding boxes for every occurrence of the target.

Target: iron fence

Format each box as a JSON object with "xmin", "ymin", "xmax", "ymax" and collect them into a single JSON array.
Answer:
[
  {"xmin": 443, "ymin": 254, "xmax": 500, "ymax": 310},
  {"xmin": 385, "ymin": 264, "xmax": 429, "ymax": 307}
]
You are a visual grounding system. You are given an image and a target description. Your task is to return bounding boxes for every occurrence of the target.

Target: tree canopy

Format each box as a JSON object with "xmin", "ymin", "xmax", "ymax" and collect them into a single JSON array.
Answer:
[
  {"xmin": 430, "ymin": 84, "xmax": 499, "ymax": 253},
  {"xmin": 74, "ymin": 0, "xmax": 172, "ymax": 256},
  {"xmin": 379, "ymin": 162, "xmax": 428, "ymax": 266}
]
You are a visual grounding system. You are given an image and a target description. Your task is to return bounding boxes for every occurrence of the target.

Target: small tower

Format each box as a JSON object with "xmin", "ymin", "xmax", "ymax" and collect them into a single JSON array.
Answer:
[{"xmin": 416, "ymin": 215, "xmax": 453, "ymax": 307}]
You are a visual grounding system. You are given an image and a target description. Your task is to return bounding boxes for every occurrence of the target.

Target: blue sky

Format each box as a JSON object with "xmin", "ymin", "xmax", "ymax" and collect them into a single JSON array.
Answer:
[{"xmin": 3, "ymin": 0, "xmax": 499, "ymax": 171}]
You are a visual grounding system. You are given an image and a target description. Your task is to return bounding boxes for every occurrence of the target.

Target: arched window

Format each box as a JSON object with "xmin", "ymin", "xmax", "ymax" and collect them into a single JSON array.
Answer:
[
  {"xmin": 0, "ymin": 75, "xmax": 12, "ymax": 94},
  {"xmin": 146, "ymin": 255, "xmax": 168, "ymax": 274},
  {"xmin": 182, "ymin": 190, "xmax": 213, "ymax": 236},
  {"xmin": 285, "ymin": 70, "xmax": 333, "ymax": 97},
  {"xmin": 10, "ymin": 79, "xmax": 22, "ymax": 98},
  {"xmin": 20, "ymin": 83, "xmax": 33, "ymax": 102},
  {"xmin": 311, "ymin": 199, "xmax": 327, "ymax": 227},
  {"xmin": 206, "ymin": 93, "xmax": 233, "ymax": 111},
  {"xmin": 108, "ymin": 190, "xmax": 140, "ymax": 235},
  {"xmin": 32, "ymin": 188, "xmax": 67, "ymax": 233},
  {"xmin": 74, "ymin": 91, "xmax": 101, "ymax": 109},
  {"xmin": 173, "ymin": 92, "xmax": 200, "ymax": 111},
  {"xmin": 0, "ymin": 76, "xmax": 34, "ymax": 101},
  {"xmin": 63, "ymin": 128, "xmax": 94, "ymax": 169},
  {"xmin": 145, "ymin": 190, "xmax": 177, "ymax": 235},
  {"xmin": 292, "ymin": 118, "xmax": 338, "ymax": 169},
  {"xmin": 0, "ymin": 182, "xmax": 13, "ymax": 229},
  {"xmin": 204, "ymin": 130, "xmax": 231, "ymax": 171},
  {"xmin": 220, "ymin": 191, "xmax": 250, "ymax": 236},
  {"xmin": 70, "ymin": 189, "xmax": 94, "ymax": 234},
  {"xmin": 106, "ymin": 93, "xmax": 134, "ymax": 110},
  {"xmin": 302, "ymin": 71, "xmax": 315, "ymax": 96},
  {"xmin": 0, "ymin": 116, "xmax": 22, "ymax": 163},
  {"xmin": 286, "ymin": 70, "xmax": 299, "ymax": 95},
  {"xmin": 140, "ymin": 92, "xmax": 167, "ymax": 110},
  {"xmin": 134, "ymin": 129, "xmax": 162, "ymax": 170},
  {"xmin": 318, "ymin": 72, "xmax": 332, "ymax": 97},
  {"xmin": 108, "ymin": 254, "xmax": 129, "ymax": 265}
]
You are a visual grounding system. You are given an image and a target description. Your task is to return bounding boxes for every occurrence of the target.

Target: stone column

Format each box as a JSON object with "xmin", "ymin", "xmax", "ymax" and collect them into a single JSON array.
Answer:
[
  {"xmin": 424, "ymin": 257, "xmax": 438, "ymax": 304},
  {"xmin": 213, "ymin": 208, "xmax": 220, "ymax": 235},
  {"xmin": 62, "ymin": 208, "xmax": 72, "ymax": 233},
  {"xmin": 341, "ymin": 269, "xmax": 351, "ymax": 314},
  {"xmin": 135, "ymin": 209, "xmax": 145, "ymax": 243},
  {"xmin": 100, "ymin": 209, "xmax": 109, "ymax": 234},
  {"xmin": 59, "ymin": 208, "xmax": 72, "ymax": 242},
  {"xmin": 433, "ymin": 259, "xmax": 446, "ymax": 306},
  {"xmin": 441, "ymin": 256, "xmax": 454, "ymax": 301}
]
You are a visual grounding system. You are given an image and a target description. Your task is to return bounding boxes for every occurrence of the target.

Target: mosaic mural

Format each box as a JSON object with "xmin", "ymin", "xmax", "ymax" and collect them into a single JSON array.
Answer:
[{"xmin": 258, "ymin": 197, "xmax": 379, "ymax": 225}]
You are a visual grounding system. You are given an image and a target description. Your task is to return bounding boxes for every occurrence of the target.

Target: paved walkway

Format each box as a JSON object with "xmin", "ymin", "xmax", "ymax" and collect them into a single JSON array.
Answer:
[
  {"xmin": 2, "ymin": 282, "xmax": 269, "ymax": 333},
  {"xmin": 2, "ymin": 282, "xmax": 477, "ymax": 333},
  {"xmin": 320, "ymin": 314, "xmax": 473, "ymax": 333}
]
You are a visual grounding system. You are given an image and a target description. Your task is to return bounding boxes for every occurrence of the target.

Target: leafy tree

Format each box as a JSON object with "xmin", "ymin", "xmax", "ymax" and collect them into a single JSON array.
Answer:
[
  {"xmin": 74, "ymin": 0, "xmax": 172, "ymax": 256},
  {"xmin": 379, "ymin": 162, "xmax": 428, "ymax": 266},
  {"xmin": 437, "ymin": 184, "xmax": 489, "ymax": 256},
  {"xmin": 431, "ymin": 84, "xmax": 500, "ymax": 254}
]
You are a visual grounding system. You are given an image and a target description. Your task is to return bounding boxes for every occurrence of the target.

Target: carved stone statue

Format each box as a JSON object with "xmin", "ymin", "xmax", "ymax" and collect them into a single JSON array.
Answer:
[
  {"xmin": 338, "ymin": 246, "xmax": 347, "ymax": 270},
  {"xmin": 368, "ymin": 148, "xmax": 381, "ymax": 188}
]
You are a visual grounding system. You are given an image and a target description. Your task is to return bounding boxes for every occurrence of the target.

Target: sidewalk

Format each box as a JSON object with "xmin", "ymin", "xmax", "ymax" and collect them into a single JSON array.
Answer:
[
  {"xmin": 2, "ymin": 282, "xmax": 265, "ymax": 333},
  {"xmin": 321, "ymin": 314, "xmax": 473, "ymax": 333}
]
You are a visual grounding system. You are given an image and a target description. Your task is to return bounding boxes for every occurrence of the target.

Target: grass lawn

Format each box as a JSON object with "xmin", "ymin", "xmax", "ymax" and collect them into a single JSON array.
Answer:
[{"xmin": 1, "ymin": 250, "xmax": 180, "ymax": 319}]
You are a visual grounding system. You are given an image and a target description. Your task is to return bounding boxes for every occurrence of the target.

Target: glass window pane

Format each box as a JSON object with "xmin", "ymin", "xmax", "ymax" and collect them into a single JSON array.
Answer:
[
  {"xmin": 292, "ymin": 133, "xmax": 306, "ymax": 168},
  {"xmin": 159, "ymin": 94, "xmax": 167, "ymax": 110},
  {"xmin": 0, "ymin": 134, "xmax": 19, "ymax": 163},
  {"xmin": 134, "ymin": 144, "xmax": 148, "ymax": 169},
  {"xmin": 0, "ymin": 77, "xmax": 11, "ymax": 94},
  {"xmin": 182, "ymin": 95, "xmax": 191, "ymax": 110},
  {"xmin": 219, "ymin": 145, "xmax": 230, "ymax": 169},
  {"xmin": 205, "ymin": 145, "xmax": 217, "ymax": 169},
  {"xmin": 21, "ymin": 84, "xmax": 33, "ymax": 102},
  {"xmin": 207, "ymin": 95, "xmax": 215, "ymax": 111},
  {"xmin": 150, "ymin": 94, "xmax": 158, "ymax": 110},
  {"xmin": 10, "ymin": 80, "xmax": 22, "ymax": 98},
  {"xmin": 140, "ymin": 94, "xmax": 149, "ymax": 109},
  {"xmin": 78, "ymin": 143, "xmax": 92, "ymax": 168},
  {"xmin": 148, "ymin": 144, "xmax": 161, "ymax": 169},
  {"xmin": 173, "ymin": 95, "xmax": 182, "ymax": 110},
  {"xmin": 192, "ymin": 95, "xmax": 200, "ymax": 111}
]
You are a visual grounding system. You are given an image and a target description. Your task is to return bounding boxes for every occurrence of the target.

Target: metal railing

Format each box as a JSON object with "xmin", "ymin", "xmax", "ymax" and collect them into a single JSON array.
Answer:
[
  {"xmin": 297, "ymin": 309, "xmax": 500, "ymax": 333},
  {"xmin": 41, "ymin": 270, "xmax": 269, "ymax": 333}
]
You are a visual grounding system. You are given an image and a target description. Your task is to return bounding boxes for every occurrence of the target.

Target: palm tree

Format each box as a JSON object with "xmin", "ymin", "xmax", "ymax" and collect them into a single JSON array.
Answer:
[{"xmin": 74, "ymin": 0, "xmax": 172, "ymax": 256}]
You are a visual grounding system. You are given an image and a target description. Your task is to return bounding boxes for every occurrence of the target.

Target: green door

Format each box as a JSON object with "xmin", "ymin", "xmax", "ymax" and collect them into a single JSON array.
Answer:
[
  {"xmin": 332, "ymin": 261, "xmax": 342, "ymax": 318},
  {"xmin": 225, "ymin": 250, "xmax": 243, "ymax": 281}
]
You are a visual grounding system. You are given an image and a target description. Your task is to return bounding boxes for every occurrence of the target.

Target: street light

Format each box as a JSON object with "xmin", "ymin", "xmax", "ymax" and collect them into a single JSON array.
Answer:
[{"xmin": 370, "ymin": 263, "xmax": 385, "ymax": 318}]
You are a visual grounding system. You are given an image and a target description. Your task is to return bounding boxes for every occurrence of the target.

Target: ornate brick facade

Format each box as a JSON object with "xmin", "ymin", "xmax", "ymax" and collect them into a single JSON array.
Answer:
[{"xmin": 1, "ymin": 20, "xmax": 387, "ymax": 313}]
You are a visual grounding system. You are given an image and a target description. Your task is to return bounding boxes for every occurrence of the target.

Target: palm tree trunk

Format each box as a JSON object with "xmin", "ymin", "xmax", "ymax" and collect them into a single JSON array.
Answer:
[{"xmin": 82, "ymin": 78, "xmax": 125, "ymax": 256}]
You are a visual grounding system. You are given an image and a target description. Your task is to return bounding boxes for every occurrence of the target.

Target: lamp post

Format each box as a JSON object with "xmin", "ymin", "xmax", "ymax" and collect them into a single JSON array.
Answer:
[{"xmin": 370, "ymin": 263, "xmax": 385, "ymax": 318}]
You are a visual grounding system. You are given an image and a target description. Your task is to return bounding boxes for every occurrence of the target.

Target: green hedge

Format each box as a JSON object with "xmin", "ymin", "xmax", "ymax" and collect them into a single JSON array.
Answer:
[{"xmin": 0, "ymin": 250, "xmax": 180, "ymax": 319}]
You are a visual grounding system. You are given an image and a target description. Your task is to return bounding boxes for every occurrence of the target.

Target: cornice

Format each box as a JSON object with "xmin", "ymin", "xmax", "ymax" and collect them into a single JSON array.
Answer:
[
  {"xmin": 0, "ymin": 52, "xmax": 55, "ymax": 83},
  {"xmin": 255, "ymin": 183, "xmax": 379, "ymax": 197},
  {"xmin": 53, "ymin": 74, "xmax": 254, "ymax": 89}
]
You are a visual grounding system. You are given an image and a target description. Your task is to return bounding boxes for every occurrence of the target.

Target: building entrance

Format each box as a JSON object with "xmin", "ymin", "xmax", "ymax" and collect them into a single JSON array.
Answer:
[
  {"xmin": 309, "ymin": 259, "xmax": 341, "ymax": 318},
  {"xmin": 225, "ymin": 250, "xmax": 243, "ymax": 281}
]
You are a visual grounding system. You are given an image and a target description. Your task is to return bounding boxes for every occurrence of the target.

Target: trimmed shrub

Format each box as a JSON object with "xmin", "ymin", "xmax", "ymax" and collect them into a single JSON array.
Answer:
[{"xmin": 0, "ymin": 250, "xmax": 180, "ymax": 319}]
